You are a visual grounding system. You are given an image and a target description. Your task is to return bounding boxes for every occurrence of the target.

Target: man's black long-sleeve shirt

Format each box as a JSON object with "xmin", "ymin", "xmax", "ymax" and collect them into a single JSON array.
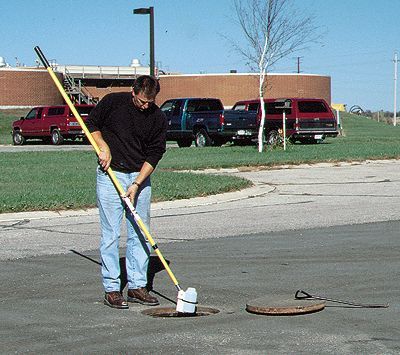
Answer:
[{"xmin": 86, "ymin": 92, "xmax": 167, "ymax": 173}]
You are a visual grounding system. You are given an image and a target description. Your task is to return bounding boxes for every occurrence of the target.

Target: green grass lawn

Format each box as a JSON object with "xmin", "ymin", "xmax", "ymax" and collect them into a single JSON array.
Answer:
[
  {"xmin": 0, "ymin": 150, "xmax": 251, "ymax": 213},
  {"xmin": 1, "ymin": 111, "xmax": 400, "ymax": 213}
]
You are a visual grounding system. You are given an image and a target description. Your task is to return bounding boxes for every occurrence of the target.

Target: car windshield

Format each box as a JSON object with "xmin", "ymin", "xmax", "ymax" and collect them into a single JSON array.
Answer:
[
  {"xmin": 232, "ymin": 104, "xmax": 246, "ymax": 111},
  {"xmin": 25, "ymin": 109, "xmax": 37, "ymax": 119},
  {"xmin": 160, "ymin": 101, "xmax": 174, "ymax": 113}
]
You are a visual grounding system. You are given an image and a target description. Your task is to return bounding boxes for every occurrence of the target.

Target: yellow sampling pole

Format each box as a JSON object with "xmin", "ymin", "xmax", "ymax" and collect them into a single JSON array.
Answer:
[{"xmin": 34, "ymin": 46, "xmax": 181, "ymax": 291}]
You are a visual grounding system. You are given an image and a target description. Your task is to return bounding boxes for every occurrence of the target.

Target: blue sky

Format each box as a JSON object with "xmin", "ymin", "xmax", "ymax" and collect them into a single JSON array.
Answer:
[{"xmin": 1, "ymin": 0, "xmax": 399, "ymax": 111}]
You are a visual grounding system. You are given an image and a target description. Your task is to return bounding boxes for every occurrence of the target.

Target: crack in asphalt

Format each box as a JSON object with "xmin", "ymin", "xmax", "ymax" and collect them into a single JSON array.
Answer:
[
  {"xmin": 0, "ymin": 222, "xmax": 198, "ymax": 242},
  {"xmin": 1, "ymin": 225, "xmax": 97, "ymax": 236},
  {"xmin": 257, "ymin": 179, "xmax": 395, "ymax": 186},
  {"xmin": 279, "ymin": 193, "xmax": 399, "ymax": 198},
  {"xmin": 152, "ymin": 200, "xmax": 314, "ymax": 219},
  {"xmin": 0, "ymin": 219, "xmax": 30, "ymax": 229}
]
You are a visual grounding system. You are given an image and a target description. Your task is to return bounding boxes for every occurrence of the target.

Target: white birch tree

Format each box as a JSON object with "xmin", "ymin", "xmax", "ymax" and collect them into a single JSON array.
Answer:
[{"xmin": 232, "ymin": 0, "xmax": 320, "ymax": 152}]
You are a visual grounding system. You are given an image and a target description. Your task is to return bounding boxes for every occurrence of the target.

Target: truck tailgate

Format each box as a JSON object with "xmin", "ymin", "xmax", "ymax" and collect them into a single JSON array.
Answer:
[{"xmin": 224, "ymin": 110, "xmax": 257, "ymax": 130}]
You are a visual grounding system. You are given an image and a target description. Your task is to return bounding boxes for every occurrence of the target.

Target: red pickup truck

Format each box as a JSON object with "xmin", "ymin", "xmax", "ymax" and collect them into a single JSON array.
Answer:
[{"xmin": 12, "ymin": 104, "xmax": 95, "ymax": 145}]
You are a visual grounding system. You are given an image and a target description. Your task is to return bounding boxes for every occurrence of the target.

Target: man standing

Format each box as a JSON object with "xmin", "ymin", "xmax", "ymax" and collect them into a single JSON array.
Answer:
[{"xmin": 86, "ymin": 75, "xmax": 167, "ymax": 309}]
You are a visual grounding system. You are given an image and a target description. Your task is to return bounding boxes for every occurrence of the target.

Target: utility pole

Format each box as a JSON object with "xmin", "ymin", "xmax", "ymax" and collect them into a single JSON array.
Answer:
[
  {"xmin": 297, "ymin": 56, "xmax": 302, "ymax": 74},
  {"xmin": 393, "ymin": 51, "xmax": 399, "ymax": 126}
]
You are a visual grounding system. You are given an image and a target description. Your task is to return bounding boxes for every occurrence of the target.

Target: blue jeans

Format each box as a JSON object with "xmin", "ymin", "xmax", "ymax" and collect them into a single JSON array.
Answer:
[{"xmin": 96, "ymin": 167, "xmax": 151, "ymax": 292}]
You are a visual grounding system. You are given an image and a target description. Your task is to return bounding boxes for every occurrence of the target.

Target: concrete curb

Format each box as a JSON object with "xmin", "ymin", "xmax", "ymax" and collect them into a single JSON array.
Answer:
[{"xmin": 0, "ymin": 183, "xmax": 274, "ymax": 222}]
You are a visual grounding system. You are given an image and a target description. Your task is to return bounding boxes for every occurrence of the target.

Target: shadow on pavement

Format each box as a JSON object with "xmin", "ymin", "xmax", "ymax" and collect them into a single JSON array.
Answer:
[{"xmin": 70, "ymin": 249, "xmax": 170, "ymax": 298}]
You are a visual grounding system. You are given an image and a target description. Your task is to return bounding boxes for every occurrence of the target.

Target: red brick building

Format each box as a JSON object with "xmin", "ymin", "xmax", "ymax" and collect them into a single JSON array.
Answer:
[
  {"xmin": 0, "ymin": 68, "xmax": 331, "ymax": 108},
  {"xmin": 0, "ymin": 68, "xmax": 63, "ymax": 107},
  {"xmin": 157, "ymin": 73, "xmax": 331, "ymax": 107}
]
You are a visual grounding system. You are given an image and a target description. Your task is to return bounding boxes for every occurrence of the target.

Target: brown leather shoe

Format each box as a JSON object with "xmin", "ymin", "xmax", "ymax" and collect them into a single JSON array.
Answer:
[
  {"xmin": 127, "ymin": 287, "xmax": 159, "ymax": 306},
  {"xmin": 104, "ymin": 291, "xmax": 129, "ymax": 309}
]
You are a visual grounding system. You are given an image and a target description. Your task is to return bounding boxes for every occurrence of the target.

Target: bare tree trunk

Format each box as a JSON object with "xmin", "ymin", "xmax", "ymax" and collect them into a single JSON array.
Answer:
[
  {"xmin": 258, "ymin": 18, "xmax": 270, "ymax": 153},
  {"xmin": 258, "ymin": 85, "xmax": 266, "ymax": 152}
]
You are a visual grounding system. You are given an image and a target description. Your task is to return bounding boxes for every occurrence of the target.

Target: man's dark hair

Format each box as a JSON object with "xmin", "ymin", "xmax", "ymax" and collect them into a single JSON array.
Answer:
[{"xmin": 133, "ymin": 75, "xmax": 160, "ymax": 98}]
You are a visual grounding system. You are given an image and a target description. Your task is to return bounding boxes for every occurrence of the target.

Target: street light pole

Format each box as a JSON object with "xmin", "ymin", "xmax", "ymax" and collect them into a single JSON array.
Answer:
[
  {"xmin": 133, "ymin": 7, "xmax": 155, "ymax": 77},
  {"xmin": 149, "ymin": 7, "xmax": 154, "ymax": 77},
  {"xmin": 393, "ymin": 51, "xmax": 398, "ymax": 126}
]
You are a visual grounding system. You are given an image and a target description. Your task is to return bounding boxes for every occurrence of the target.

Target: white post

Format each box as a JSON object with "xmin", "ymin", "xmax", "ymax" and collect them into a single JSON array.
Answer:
[
  {"xmin": 394, "ymin": 52, "xmax": 398, "ymax": 126},
  {"xmin": 283, "ymin": 111, "xmax": 286, "ymax": 151},
  {"xmin": 336, "ymin": 109, "xmax": 340, "ymax": 131}
]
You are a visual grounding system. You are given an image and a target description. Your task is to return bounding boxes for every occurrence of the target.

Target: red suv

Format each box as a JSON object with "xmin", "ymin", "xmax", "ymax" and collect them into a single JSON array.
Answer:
[
  {"xmin": 231, "ymin": 98, "xmax": 338, "ymax": 144},
  {"xmin": 12, "ymin": 104, "xmax": 94, "ymax": 145}
]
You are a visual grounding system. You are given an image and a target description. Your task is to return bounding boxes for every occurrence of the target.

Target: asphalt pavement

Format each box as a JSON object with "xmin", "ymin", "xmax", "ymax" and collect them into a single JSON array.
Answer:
[{"xmin": 1, "ymin": 159, "xmax": 399, "ymax": 354}]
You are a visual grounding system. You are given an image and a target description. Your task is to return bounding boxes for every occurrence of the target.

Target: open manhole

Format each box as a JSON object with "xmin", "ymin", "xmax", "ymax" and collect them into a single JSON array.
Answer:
[{"xmin": 142, "ymin": 306, "xmax": 220, "ymax": 318}]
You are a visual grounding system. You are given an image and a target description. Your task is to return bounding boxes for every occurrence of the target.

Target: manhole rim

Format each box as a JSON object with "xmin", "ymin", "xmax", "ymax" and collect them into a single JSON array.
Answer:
[{"xmin": 141, "ymin": 306, "xmax": 220, "ymax": 318}]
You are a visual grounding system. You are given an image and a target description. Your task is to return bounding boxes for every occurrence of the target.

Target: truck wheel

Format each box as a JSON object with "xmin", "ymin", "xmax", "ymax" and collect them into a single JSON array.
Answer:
[
  {"xmin": 177, "ymin": 138, "xmax": 192, "ymax": 148},
  {"xmin": 12, "ymin": 131, "xmax": 25, "ymax": 145},
  {"xmin": 267, "ymin": 130, "xmax": 280, "ymax": 145},
  {"xmin": 51, "ymin": 129, "xmax": 64, "ymax": 145},
  {"xmin": 195, "ymin": 129, "xmax": 212, "ymax": 147}
]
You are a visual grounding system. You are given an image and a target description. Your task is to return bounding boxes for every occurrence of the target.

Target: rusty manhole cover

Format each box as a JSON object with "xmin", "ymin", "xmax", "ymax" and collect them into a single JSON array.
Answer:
[
  {"xmin": 142, "ymin": 306, "xmax": 220, "ymax": 318},
  {"xmin": 246, "ymin": 295, "xmax": 325, "ymax": 316}
]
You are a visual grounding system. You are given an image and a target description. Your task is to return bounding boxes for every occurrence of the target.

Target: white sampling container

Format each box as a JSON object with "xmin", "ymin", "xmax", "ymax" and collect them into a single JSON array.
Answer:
[{"xmin": 176, "ymin": 287, "xmax": 198, "ymax": 313}]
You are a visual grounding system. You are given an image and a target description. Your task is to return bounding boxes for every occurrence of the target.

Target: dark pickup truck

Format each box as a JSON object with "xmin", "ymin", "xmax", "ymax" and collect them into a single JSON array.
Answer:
[
  {"xmin": 160, "ymin": 97, "xmax": 258, "ymax": 147},
  {"xmin": 225, "ymin": 97, "xmax": 339, "ymax": 144},
  {"xmin": 161, "ymin": 98, "xmax": 224, "ymax": 147},
  {"xmin": 222, "ymin": 101, "xmax": 260, "ymax": 144}
]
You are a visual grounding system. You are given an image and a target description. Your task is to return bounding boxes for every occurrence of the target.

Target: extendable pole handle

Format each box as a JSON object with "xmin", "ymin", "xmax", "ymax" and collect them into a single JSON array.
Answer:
[{"xmin": 34, "ymin": 46, "xmax": 50, "ymax": 68}]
